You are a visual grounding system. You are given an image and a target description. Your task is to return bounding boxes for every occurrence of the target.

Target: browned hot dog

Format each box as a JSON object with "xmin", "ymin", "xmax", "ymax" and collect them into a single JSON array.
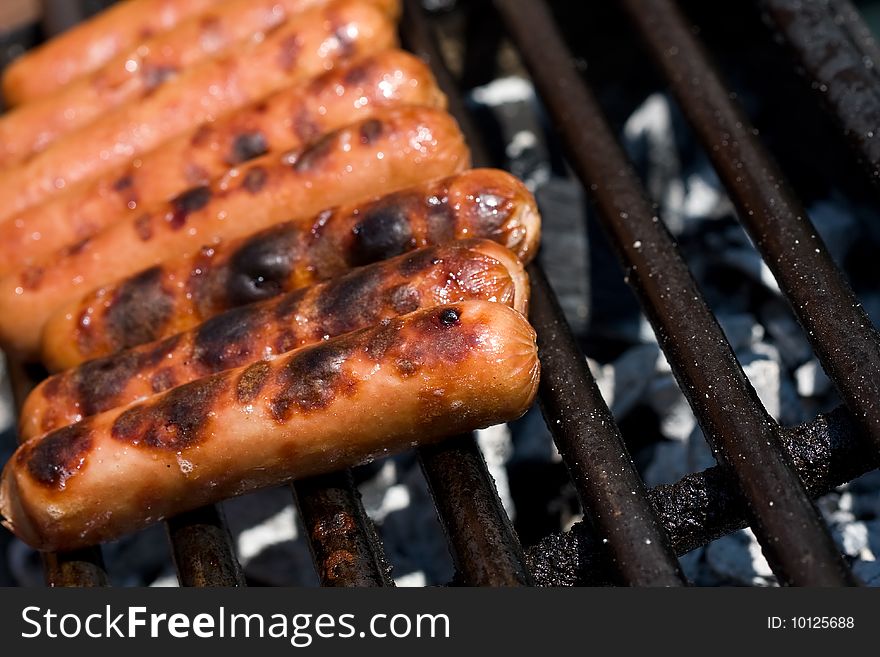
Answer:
[
  {"xmin": 20, "ymin": 240, "xmax": 528, "ymax": 440},
  {"xmin": 1, "ymin": 301, "xmax": 540, "ymax": 552},
  {"xmin": 0, "ymin": 107, "xmax": 469, "ymax": 358},
  {"xmin": 0, "ymin": 50, "xmax": 444, "ymax": 276},
  {"xmin": 40, "ymin": 169, "xmax": 537, "ymax": 370},
  {"xmin": 0, "ymin": 0, "xmax": 400, "ymax": 167},
  {"xmin": 1, "ymin": 0, "xmax": 223, "ymax": 106},
  {"xmin": 0, "ymin": 0, "xmax": 396, "ymax": 223}
]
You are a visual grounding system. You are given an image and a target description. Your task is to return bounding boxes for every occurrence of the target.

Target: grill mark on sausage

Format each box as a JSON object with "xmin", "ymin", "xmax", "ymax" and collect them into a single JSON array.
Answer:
[
  {"xmin": 225, "ymin": 224, "xmax": 300, "ymax": 306},
  {"xmin": 226, "ymin": 131, "xmax": 268, "ymax": 165},
  {"xmin": 269, "ymin": 342, "xmax": 355, "ymax": 421},
  {"xmin": 290, "ymin": 132, "xmax": 337, "ymax": 172},
  {"xmin": 104, "ymin": 266, "xmax": 174, "ymax": 350},
  {"xmin": 350, "ymin": 200, "xmax": 416, "ymax": 265},
  {"xmin": 278, "ymin": 34, "xmax": 303, "ymax": 71},
  {"xmin": 74, "ymin": 351, "xmax": 142, "ymax": 417},
  {"xmin": 134, "ymin": 213, "xmax": 153, "ymax": 241},
  {"xmin": 192, "ymin": 305, "xmax": 266, "ymax": 373},
  {"xmin": 110, "ymin": 375, "xmax": 226, "ymax": 450},
  {"xmin": 142, "ymin": 64, "xmax": 178, "ymax": 92},
  {"xmin": 292, "ymin": 107, "xmax": 321, "ymax": 143},
  {"xmin": 343, "ymin": 62, "xmax": 370, "ymax": 86},
  {"xmin": 425, "ymin": 195, "xmax": 456, "ymax": 244},
  {"xmin": 23, "ymin": 423, "xmax": 93, "ymax": 490},
  {"xmin": 241, "ymin": 166, "xmax": 268, "ymax": 194},
  {"xmin": 167, "ymin": 186, "xmax": 211, "ymax": 229},
  {"xmin": 359, "ymin": 119, "xmax": 383, "ymax": 145},
  {"xmin": 314, "ymin": 267, "xmax": 385, "ymax": 337},
  {"xmin": 19, "ymin": 266, "xmax": 44, "ymax": 291},
  {"xmin": 150, "ymin": 368, "xmax": 177, "ymax": 394},
  {"xmin": 190, "ymin": 124, "xmax": 213, "ymax": 147},
  {"xmin": 236, "ymin": 360, "xmax": 271, "ymax": 404}
]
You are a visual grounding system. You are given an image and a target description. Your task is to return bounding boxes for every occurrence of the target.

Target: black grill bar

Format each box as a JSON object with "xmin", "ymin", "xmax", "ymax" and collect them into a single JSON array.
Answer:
[
  {"xmin": 621, "ymin": 0, "xmax": 880, "ymax": 471},
  {"xmin": 402, "ymin": 0, "xmax": 686, "ymax": 587},
  {"xmin": 166, "ymin": 504, "xmax": 245, "ymax": 587},
  {"xmin": 292, "ymin": 471, "xmax": 394, "ymax": 587},
  {"xmin": 760, "ymin": 0, "xmax": 880, "ymax": 189},
  {"xmin": 494, "ymin": 0, "xmax": 856, "ymax": 586},
  {"xmin": 527, "ymin": 404, "xmax": 876, "ymax": 586},
  {"xmin": 419, "ymin": 434, "xmax": 533, "ymax": 586}
]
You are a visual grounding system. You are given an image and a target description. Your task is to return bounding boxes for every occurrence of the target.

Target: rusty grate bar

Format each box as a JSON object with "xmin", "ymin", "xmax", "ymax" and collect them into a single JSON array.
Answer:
[
  {"xmin": 292, "ymin": 471, "xmax": 394, "ymax": 587},
  {"xmin": 41, "ymin": 548, "xmax": 109, "ymax": 587},
  {"xmin": 621, "ymin": 0, "xmax": 880, "ymax": 471},
  {"xmin": 494, "ymin": 0, "xmax": 855, "ymax": 586},
  {"xmin": 402, "ymin": 0, "xmax": 686, "ymax": 586},
  {"xmin": 166, "ymin": 504, "xmax": 245, "ymax": 587},
  {"xmin": 760, "ymin": 0, "xmax": 880, "ymax": 189},
  {"xmin": 419, "ymin": 434, "xmax": 533, "ymax": 586},
  {"xmin": 527, "ymin": 404, "xmax": 875, "ymax": 586}
]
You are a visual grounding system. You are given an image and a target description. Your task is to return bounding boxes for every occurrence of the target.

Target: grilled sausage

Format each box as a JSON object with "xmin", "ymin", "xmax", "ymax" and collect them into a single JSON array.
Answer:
[
  {"xmin": 1, "ymin": 0, "xmax": 222, "ymax": 106},
  {"xmin": 1, "ymin": 301, "xmax": 540, "ymax": 552},
  {"xmin": 0, "ymin": 107, "xmax": 469, "ymax": 358},
  {"xmin": 41, "ymin": 169, "xmax": 537, "ymax": 370},
  {"xmin": 20, "ymin": 240, "xmax": 528, "ymax": 440},
  {"xmin": 0, "ymin": 0, "xmax": 396, "ymax": 223},
  {"xmin": 0, "ymin": 50, "xmax": 444, "ymax": 277},
  {"xmin": 0, "ymin": 0, "xmax": 400, "ymax": 168}
]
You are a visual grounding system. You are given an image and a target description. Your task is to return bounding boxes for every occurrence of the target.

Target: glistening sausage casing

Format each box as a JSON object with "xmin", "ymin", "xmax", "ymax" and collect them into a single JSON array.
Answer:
[{"xmin": 1, "ymin": 301, "xmax": 540, "ymax": 551}]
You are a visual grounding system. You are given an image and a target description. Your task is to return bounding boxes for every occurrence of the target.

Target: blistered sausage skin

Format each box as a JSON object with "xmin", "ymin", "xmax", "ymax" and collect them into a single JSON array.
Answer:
[
  {"xmin": 0, "ymin": 0, "xmax": 396, "ymax": 224},
  {"xmin": 41, "ymin": 169, "xmax": 537, "ymax": 370},
  {"xmin": 0, "ymin": 107, "xmax": 469, "ymax": 358},
  {"xmin": 0, "ymin": 0, "xmax": 400, "ymax": 168},
  {"xmin": 1, "ymin": 301, "xmax": 540, "ymax": 552},
  {"xmin": 21, "ymin": 240, "xmax": 527, "ymax": 441},
  {"xmin": 1, "ymin": 0, "xmax": 223, "ymax": 107},
  {"xmin": 0, "ymin": 51, "xmax": 444, "ymax": 276}
]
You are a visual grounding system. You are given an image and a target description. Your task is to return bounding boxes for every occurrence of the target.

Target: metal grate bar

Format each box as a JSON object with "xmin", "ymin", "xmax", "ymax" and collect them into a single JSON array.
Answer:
[
  {"xmin": 166, "ymin": 504, "xmax": 245, "ymax": 587},
  {"xmin": 494, "ymin": 0, "xmax": 855, "ymax": 586},
  {"xmin": 403, "ymin": 0, "xmax": 686, "ymax": 587},
  {"xmin": 398, "ymin": 0, "xmax": 539, "ymax": 587},
  {"xmin": 760, "ymin": 0, "xmax": 880, "ymax": 187},
  {"xmin": 292, "ymin": 471, "xmax": 394, "ymax": 587},
  {"xmin": 41, "ymin": 548, "xmax": 109, "ymax": 587},
  {"xmin": 622, "ymin": 0, "xmax": 880, "ymax": 468},
  {"xmin": 419, "ymin": 434, "xmax": 533, "ymax": 586},
  {"xmin": 527, "ymin": 404, "xmax": 876, "ymax": 585}
]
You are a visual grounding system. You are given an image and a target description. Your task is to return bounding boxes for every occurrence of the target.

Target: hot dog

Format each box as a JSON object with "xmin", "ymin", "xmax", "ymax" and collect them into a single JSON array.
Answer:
[
  {"xmin": 0, "ymin": 0, "xmax": 400, "ymax": 167},
  {"xmin": 0, "ymin": 50, "xmax": 444, "ymax": 276},
  {"xmin": 40, "ymin": 169, "xmax": 538, "ymax": 370},
  {"xmin": 20, "ymin": 240, "xmax": 528, "ymax": 440},
  {"xmin": 0, "ymin": 107, "xmax": 469, "ymax": 358},
  {"xmin": 1, "ymin": 0, "xmax": 222, "ymax": 106},
  {"xmin": 1, "ymin": 301, "xmax": 540, "ymax": 552},
  {"xmin": 0, "ymin": 0, "xmax": 396, "ymax": 223}
]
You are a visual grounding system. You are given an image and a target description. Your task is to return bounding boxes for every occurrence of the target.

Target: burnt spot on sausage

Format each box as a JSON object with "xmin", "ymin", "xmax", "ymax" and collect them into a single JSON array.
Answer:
[
  {"xmin": 343, "ymin": 62, "xmax": 370, "ymax": 86},
  {"xmin": 105, "ymin": 267, "xmax": 174, "ymax": 350},
  {"xmin": 269, "ymin": 342, "xmax": 355, "ymax": 421},
  {"xmin": 439, "ymin": 308, "xmax": 461, "ymax": 326},
  {"xmin": 19, "ymin": 265, "xmax": 44, "ymax": 291},
  {"xmin": 397, "ymin": 248, "xmax": 442, "ymax": 278},
  {"xmin": 359, "ymin": 119, "xmax": 383, "ymax": 145},
  {"xmin": 236, "ymin": 360, "xmax": 271, "ymax": 404},
  {"xmin": 192, "ymin": 305, "xmax": 265, "ymax": 373},
  {"xmin": 350, "ymin": 202, "xmax": 416, "ymax": 266},
  {"xmin": 110, "ymin": 375, "xmax": 226, "ymax": 450},
  {"xmin": 426, "ymin": 195, "xmax": 456, "ymax": 244},
  {"xmin": 278, "ymin": 34, "xmax": 302, "ymax": 71},
  {"xmin": 226, "ymin": 131, "xmax": 268, "ymax": 165},
  {"xmin": 150, "ymin": 368, "xmax": 177, "ymax": 394},
  {"xmin": 23, "ymin": 423, "xmax": 93, "ymax": 490},
  {"xmin": 141, "ymin": 333, "xmax": 183, "ymax": 368},
  {"xmin": 241, "ymin": 166, "xmax": 268, "ymax": 194},
  {"xmin": 74, "ymin": 351, "xmax": 142, "ymax": 416},
  {"xmin": 64, "ymin": 237, "xmax": 91, "ymax": 257},
  {"xmin": 291, "ymin": 133, "xmax": 337, "ymax": 173},
  {"xmin": 134, "ymin": 213, "xmax": 153, "ymax": 241},
  {"xmin": 363, "ymin": 319, "xmax": 402, "ymax": 362},
  {"xmin": 314, "ymin": 268, "xmax": 384, "ymax": 336},
  {"xmin": 113, "ymin": 174, "xmax": 133, "ymax": 192},
  {"xmin": 389, "ymin": 285, "xmax": 421, "ymax": 314},
  {"xmin": 226, "ymin": 224, "xmax": 299, "ymax": 306},
  {"xmin": 292, "ymin": 107, "xmax": 321, "ymax": 143},
  {"xmin": 142, "ymin": 64, "xmax": 178, "ymax": 92},
  {"xmin": 167, "ymin": 186, "xmax": 211, "ymax": 229},
  {"xmin": 271, "ymin": 287, "xmax": 309, "ymax": 323}
]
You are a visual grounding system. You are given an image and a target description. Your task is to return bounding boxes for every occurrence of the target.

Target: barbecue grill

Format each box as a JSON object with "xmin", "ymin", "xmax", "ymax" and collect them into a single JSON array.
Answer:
[{"xmin": 1, "ymin": 0, "xmax": 879, "ymax": 587}]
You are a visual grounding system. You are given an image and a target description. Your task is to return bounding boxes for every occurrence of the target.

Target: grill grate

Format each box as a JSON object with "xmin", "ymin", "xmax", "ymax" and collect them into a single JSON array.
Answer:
[{"xmin": 4, "ymin": 0, "xmax": 879, "ymax": 587}]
